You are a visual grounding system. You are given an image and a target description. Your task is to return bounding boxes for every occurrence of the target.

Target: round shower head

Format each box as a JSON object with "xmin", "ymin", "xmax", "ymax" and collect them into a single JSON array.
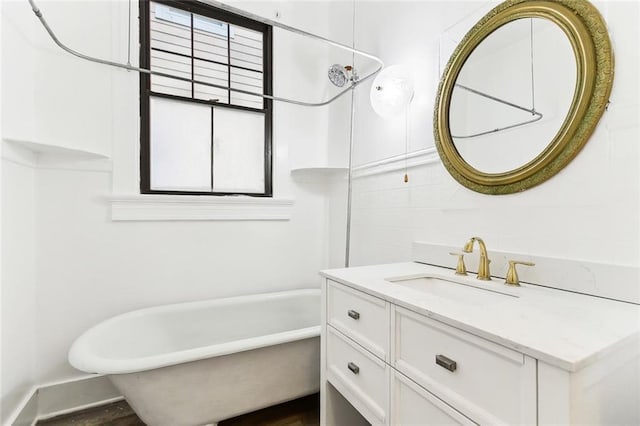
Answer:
[{"xmin": 328, "ymin": 64, "xmax": 349, "ymax": 87}]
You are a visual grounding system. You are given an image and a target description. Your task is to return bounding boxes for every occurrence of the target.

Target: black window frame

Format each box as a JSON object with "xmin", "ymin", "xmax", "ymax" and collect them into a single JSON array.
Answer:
[{"xmin": 139, "ymin": 0, "xmax": 273, "ymax": 197}]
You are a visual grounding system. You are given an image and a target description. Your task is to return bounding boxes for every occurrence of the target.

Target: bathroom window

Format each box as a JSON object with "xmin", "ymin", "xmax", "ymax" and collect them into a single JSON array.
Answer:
[{"xmin": 140, "ymin": 0, "xmax": 273, "ymax": 196}]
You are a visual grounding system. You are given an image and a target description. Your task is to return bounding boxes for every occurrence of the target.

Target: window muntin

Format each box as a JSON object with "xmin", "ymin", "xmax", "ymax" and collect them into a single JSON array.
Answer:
[{"xmin": 140, "ymin": 0, "xmax": 272, "ymax": 196}]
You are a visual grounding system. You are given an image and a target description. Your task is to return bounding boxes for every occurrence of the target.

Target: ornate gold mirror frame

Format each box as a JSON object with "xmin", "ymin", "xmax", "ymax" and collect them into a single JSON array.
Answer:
[{"xmin": 434, "ymin": 0, "xmax": 614, "ymax": 194}]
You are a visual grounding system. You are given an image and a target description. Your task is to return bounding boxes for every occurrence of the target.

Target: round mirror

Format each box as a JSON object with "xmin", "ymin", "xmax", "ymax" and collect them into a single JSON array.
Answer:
[
  {"xmin": 450, "ymin": 18, "xmax": 576, "ymax": 174},
  {"xmin": 434, "ymin": 0, "xmax": 613, "ymax": 194}
]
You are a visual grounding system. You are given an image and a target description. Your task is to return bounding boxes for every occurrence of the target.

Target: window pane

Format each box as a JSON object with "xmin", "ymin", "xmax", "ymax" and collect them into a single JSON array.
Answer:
[
  {"xmin": 151, "ymin": 75, "xmax": 191, "ymax": 98},
  {"xmin": 212, "ymin": 108, "xmax": 265, "ymax": 193},
  {"xmin": 194, "ymin": 59, "xmax": 229, "ymax": 103},
  {"xmin": 150, "ymin": 50, "xmax": 192, "ymax": 97},
  {"xmin": 194, "ymin": 28, "xmax": 229, "ymax": 64},
  {"xmin": 229, "ymin": 91, "xmax": 263, "ymax": 109},
  {"xmin": 230, "ymin": 25, "xmax": 263, "ymax": 72},
  {"xmin": 230, "ymin": 66, "xmax": 263, "ymax": 108},
  {"xmin": 150, "ymin": 97, "xmax": 212, "ymax": 191},
  {"xmin": 150, "ymin": 2, "xmax": 191, "ymax": 56}
]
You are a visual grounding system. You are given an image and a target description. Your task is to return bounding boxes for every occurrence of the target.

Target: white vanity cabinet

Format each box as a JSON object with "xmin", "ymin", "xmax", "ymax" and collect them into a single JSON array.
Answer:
[
  {"xmin": 320, "ymin": 271, "xmax": 640, "ymax": 426},
  {"xmin": 322, "ymin": 279, "xmax": 535, "ymax": 425}
]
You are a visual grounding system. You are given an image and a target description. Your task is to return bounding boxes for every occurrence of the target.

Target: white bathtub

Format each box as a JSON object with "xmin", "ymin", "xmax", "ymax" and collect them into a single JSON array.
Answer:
[{"xmin": 69, "ymin": 289, "xmax": 320, "ymax": 426}]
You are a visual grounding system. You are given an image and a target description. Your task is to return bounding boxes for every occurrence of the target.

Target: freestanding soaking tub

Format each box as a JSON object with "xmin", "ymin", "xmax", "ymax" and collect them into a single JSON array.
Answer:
[{"xmin": 69, "ymin": 289, "xmax": 320, "ymax": 426}]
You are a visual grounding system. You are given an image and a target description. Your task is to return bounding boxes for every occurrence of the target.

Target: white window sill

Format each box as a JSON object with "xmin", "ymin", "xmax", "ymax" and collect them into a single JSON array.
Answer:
[{"xmin": 109, "ymin": 194, "xmax": 294, "ymax": 221}]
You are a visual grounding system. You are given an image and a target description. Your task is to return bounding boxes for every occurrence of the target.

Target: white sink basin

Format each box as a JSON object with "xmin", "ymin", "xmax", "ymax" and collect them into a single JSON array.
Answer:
[{"xmin": 385, "ymin": 274, "xmax": 518, "ymax": 305}]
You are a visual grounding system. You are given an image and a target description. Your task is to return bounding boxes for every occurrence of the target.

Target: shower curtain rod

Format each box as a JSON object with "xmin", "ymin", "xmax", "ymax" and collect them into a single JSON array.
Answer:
[
  {"xmin": 27, "ymin": 0, "xmax": 384, "ymax": 107},
  {"xmin": 451, "ymin": 84, "xmax": 543, "ymax": 139},
  {"xmin": 452, "ymin": 19, "xmax": 543, "ymax": 139}
]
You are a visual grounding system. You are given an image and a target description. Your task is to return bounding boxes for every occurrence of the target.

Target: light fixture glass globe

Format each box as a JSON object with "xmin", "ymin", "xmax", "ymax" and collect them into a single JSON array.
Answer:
[{"xmin": 369, "ymin": 64, "xmax": 414, "ymax": 118}]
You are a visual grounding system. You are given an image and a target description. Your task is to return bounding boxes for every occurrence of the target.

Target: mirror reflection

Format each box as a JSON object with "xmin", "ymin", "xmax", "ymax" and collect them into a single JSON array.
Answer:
[{"xmin": 449, "ymin": 18, "xmax": 576, "ymax": 174}]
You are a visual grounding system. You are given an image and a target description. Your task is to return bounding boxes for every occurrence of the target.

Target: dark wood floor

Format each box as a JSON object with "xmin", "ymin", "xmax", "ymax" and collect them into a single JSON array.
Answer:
[
  {"xmin": 37, "ymin": 400, "xmax": 143, "ymax": 426},
  {"xmin": 37, "ymin": 393, "xmax": 319, "ymax": 426},
  {"xmin": 221, "ymin": 393, "xmax": 319, "ymax": 426}
]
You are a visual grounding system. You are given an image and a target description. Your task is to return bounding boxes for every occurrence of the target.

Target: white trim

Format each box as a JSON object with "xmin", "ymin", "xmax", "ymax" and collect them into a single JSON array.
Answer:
[
  {"xmin": 352, "ymin": 147, "xmax": 440, "ymax": 179},
  {"xmin": 5, "ymin": 376, "xmax": 121, "ymax": 426},
  {"xmin": 109, "ymin": 194, "xmax": 295, "ymax": 221},
  {"xmin": 5, "ymin": 386, "xmax": 38, "ymax": 426}
]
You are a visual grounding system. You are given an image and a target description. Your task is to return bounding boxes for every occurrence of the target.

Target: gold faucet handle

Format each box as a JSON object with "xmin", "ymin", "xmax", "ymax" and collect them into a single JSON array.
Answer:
[
  {"xmin": 449, "ymin": 252, "xmax": 468, "ymax": 276},
  {"xmin": 505, "ymin": 260, "xmax": 535, "ymax": 286}
]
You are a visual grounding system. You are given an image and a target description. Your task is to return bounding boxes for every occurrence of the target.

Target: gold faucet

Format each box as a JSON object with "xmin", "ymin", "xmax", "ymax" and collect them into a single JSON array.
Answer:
[{"xmin": 462, "ymin": 237, "xmax": 491, "ymax": 280}]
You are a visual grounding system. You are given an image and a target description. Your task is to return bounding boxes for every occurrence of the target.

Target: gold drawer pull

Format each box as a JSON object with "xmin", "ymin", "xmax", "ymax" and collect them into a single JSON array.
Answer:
[
  {"xmin": 347, "ymin": 310, "xmax": 360, "ymax": 320},
  {"xmin": 436, "ymin": 354, "xmax": 457, "ymax": 372}
]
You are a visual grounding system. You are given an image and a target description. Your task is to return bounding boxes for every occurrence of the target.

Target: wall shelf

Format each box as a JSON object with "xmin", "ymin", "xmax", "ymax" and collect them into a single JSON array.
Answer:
[
  {"xmin": 2, "ymin": 138, "xmax": 112, "ymax": 172},
  {"xmin": 290, "ymin": 167, "xmax": 348, "ymax": 180},
  {"xmin": 4, "ymin": 138, "xmax": 109, "ymax": 160}
]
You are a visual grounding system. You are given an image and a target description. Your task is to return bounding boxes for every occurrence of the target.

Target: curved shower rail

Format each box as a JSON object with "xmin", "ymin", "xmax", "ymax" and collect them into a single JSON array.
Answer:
[
  {"xmin": 27, "ymin": 0, "xmax": 384, "ymax": 107},
  {"xmin": 450, "ymin": 84, "xmax": 544, "ymax": 139}
]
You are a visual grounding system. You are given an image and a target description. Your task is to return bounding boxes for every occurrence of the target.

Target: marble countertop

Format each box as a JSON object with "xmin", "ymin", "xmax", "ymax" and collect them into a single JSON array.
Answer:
[{"xmin": 320, "ymin": 262, "xmax": 640, "ymax": 372}]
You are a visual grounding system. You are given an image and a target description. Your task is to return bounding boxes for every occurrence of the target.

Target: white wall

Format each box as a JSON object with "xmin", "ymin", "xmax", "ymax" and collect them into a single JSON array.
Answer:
[
  {"xmin": 1, "ymin": 2, "xmax": 39, "ymax": 422},
  {"xmin": 1, "ymin": 144, "xmax": 38, "ymax": 423},
  {"xmin": 1, "ymin": 0, "xmax": 36, "ymax": 146},
  {"xmin": 35, "ymin": 170, "xmax": 330, "ymax": 381},
  {"xmin": 346, "ymin": 1, "xmax": 640, "ymax": 270},
  {"xmin": 0, "ymin": 0, "xmax": 352, "ymax": 418}
]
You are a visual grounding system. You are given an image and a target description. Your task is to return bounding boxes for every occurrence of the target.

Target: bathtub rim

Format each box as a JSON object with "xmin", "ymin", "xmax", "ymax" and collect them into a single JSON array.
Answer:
[{"xmin": 69, "ymin": 288, "xmax": 320, "ymax": 375}]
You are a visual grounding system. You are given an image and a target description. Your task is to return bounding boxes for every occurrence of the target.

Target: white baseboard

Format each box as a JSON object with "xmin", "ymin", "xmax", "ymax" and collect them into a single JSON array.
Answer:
[
  {"xmin": 8, "ymin": 390, "xmax": 37, "ymax": 426},
  {"xmin": 6, "ymin": 375, "xmax": 122, "ymax": 426}
]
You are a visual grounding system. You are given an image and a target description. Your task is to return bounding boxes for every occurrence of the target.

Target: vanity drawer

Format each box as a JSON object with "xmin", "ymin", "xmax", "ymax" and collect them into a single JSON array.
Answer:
[
  {"xmin": 327, "ymin": 281, "xmax": 390, "ymax": 360},
  {"xmin": 393, "ymin": 306, "xmax": 536, "ymax": 425},
  {"xmin": 392, "ymin": 370, "xmax": 477, "ymax": 426},
  {"xmin": 326, "ymin": 326, "xmax": 389, "ymax": 425}
]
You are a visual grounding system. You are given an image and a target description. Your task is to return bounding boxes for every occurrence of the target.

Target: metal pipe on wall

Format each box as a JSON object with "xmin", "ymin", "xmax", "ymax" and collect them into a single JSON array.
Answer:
[{"xmin": 344, "ymin": 0, "xmax": 357, "ymax": 268}]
